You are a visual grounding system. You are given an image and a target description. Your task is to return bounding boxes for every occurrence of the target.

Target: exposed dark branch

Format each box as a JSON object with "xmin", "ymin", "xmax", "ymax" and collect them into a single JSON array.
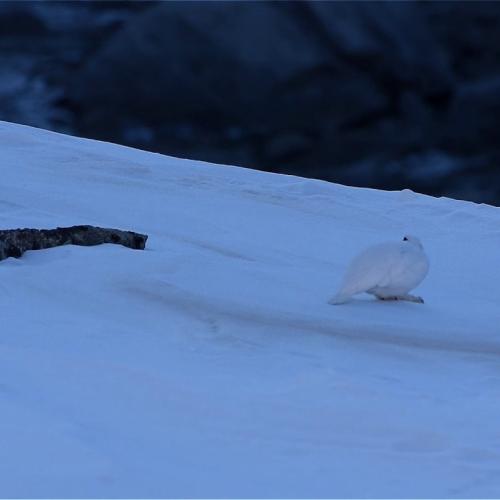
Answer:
[{"xmin": 0, "ymin": 225, "xmax": 148, "ymax": 261}]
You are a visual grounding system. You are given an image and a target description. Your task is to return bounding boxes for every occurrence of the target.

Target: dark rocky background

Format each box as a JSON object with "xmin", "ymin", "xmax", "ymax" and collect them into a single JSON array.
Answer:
[{"xmin": 2, "ymin": 1, "xmax": 500, "ymax": 205}]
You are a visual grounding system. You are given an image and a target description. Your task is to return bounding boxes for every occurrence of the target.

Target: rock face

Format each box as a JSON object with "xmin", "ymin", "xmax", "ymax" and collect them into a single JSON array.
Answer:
[
  {"xmin": 0, "ymin": 226, "xmax": 148, "ymax": 261},
  {"xmin": 3, "ymin": 2, "xmax": 500, "ymax": 203},
  {"xmin": 70, "ymin": 1, "xmax": 453, "ymax": 170}
]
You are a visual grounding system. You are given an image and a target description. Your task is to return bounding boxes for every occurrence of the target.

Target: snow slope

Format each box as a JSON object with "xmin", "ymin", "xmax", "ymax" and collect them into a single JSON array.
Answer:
[{"xmin": 1, "ymin": 120, "xmax": 500, "ymax": 498}]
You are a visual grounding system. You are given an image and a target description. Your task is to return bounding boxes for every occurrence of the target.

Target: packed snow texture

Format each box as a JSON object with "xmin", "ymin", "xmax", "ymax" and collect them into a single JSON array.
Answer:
[{"xmin": 1, "ymin": 121, "xmax": 500, "ymax": 498}]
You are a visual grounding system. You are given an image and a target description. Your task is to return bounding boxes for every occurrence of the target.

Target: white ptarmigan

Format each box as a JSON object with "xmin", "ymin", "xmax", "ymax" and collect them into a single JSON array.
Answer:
[{"xmin": 329, "ymin": 235, "xmax": 429, "ymax": 304}]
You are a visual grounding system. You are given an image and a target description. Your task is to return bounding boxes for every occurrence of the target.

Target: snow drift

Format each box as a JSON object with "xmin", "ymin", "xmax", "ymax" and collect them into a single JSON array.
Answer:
[{"xmin": 1, "ymin": 120, "xmax": 500, "ymax": 498}]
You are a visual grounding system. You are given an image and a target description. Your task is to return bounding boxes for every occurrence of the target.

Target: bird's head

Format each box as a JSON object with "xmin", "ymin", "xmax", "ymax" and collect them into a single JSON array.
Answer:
[{"xmin": 402, "ymin": 235, "xmax": 423, "ymax": 249}]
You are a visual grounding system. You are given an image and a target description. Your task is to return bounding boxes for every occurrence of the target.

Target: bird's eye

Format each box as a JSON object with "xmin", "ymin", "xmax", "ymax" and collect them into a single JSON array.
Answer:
[{"xmin": 403, "ymin": 237, "xmax": 408, "ymax": 241}]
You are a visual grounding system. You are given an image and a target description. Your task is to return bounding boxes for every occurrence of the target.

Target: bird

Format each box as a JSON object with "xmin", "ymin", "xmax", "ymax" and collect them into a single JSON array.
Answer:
[{"xmin": 329, "ymin": 235, "xmax": 429, "ymax": 305}]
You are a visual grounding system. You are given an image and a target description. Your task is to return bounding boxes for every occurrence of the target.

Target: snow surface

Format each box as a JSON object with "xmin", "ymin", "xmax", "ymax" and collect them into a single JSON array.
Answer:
[{"xmin": 1, "ymin": 120, "xmax": 500, "ymax": 498}]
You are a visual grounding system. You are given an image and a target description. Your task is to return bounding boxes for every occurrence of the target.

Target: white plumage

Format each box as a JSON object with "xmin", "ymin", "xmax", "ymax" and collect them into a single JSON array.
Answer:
[{"xmin": 330, "ymin": 235, "xmax": 429, "ymax": 304}]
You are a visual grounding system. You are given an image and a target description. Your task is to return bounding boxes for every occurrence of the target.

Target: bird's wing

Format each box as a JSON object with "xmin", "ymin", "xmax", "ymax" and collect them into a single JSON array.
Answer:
[{"xmin": 337, "ymin": 243, "xmax": 396, "ymax": 296}]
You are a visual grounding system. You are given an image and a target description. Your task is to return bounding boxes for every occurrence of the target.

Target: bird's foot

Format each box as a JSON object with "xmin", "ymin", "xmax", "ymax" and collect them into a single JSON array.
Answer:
[
  {"xmin": 400, "ymin": 294, "xmax": 424, "ymax": 304},
  {"xmin": 377, "ymin": 294, "xmax": 424, "ymax": 304}
]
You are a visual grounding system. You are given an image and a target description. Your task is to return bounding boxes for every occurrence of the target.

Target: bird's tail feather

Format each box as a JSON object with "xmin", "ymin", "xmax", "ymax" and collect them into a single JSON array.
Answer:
[{"xmin": 328, "ymin": 292, "xmax": 351, "ymax": 305}]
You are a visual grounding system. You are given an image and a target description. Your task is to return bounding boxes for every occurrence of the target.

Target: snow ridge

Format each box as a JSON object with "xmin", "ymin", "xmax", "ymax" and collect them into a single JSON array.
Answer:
[{"xmin": 1, "ymin": 121, "xmax": 500, "ymax": 498}]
